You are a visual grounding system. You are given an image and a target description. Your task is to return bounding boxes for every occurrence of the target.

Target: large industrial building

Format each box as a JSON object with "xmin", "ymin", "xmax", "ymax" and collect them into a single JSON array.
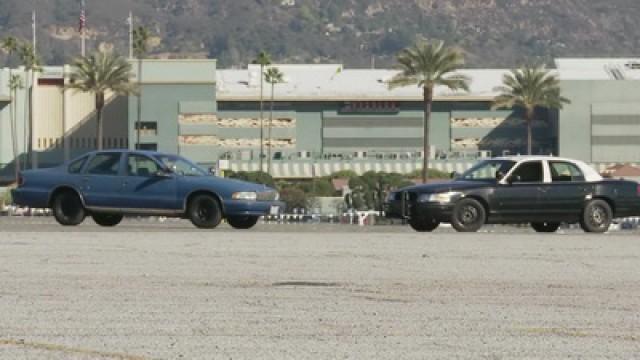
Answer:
[{"xmin": 0, "ymin": 57, "xmax": 638, "ymax": 182}]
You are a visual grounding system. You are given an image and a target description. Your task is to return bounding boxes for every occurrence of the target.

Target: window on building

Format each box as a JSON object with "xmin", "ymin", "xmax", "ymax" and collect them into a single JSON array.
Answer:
[
  {"xmin": 86, "ymin": 153, "xmax": 122, "ymax": 176},
  {"xmin": 135, "ymin": 122, "xmax": 158, "ymax": 135},
  {"xmin": 137, "ymin": 143, "xmax": 158, "ymax": 151}
]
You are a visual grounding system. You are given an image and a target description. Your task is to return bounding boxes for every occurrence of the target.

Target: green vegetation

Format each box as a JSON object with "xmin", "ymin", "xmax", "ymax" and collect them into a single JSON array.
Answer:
[
  {"xmin": 0, "ymin": 1, "xmax": 635, "ymax": 67},
  {"xmin": 66, "ymin": 51, "xmax": 136, "ymax": 150},
  {"xmin": 493, "ymin": 66, "xmax": 570, "ymax": 155},
  {"xmin": 388, "ymin": 40, "xmax": 470, "ymax": 184}
]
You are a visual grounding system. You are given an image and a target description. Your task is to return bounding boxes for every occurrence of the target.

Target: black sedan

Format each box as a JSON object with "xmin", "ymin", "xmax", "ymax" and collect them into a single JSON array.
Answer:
[{"xmin": 385, "ymin": 157, "xmax": 640, "ymax": 233}]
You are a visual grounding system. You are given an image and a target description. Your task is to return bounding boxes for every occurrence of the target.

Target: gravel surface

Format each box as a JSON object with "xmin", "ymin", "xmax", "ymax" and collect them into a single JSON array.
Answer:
[{"xmin": 0, "ymin": 218, "xmax": 639, "ymax": 359}]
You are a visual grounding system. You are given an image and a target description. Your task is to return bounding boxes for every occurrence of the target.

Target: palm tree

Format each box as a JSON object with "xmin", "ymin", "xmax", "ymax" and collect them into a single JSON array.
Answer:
[
  {"xmin": 9, "ymin": 74, "xmax": 23, "ymax": 183},
  {"xmin": 2, "ymin": 37, "xmax": 20, "ymax": 178},
  {"xmin": 18, "ymin": 43, "xmax": 42, "ymax": 169},
  {"xmin": 252, "ymin": 51, "xmax": 271, "ymax": 172},
  {"xmin": 264, "ymin": 67, "xmax": 285, "ymax": 176},
  {"xmin": 388, "ymin": 40, "xmax": 470, "ymax": 183},
  {"xmin": 133, "ymin": 26, "xmax": 150, "ymax": 149},
  {"xmin": 493, "ymin": 66, "xmax": 570, "ymax": 155},
  {"xmin": 66, "ymin": 51, "xmax": 136, "ymax": 150}
]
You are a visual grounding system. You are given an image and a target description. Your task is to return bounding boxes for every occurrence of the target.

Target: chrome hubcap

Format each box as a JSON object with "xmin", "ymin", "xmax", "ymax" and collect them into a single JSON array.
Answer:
[{"xmin": 461, "ymin": 206, "xmax": 478, "ymax": 224}]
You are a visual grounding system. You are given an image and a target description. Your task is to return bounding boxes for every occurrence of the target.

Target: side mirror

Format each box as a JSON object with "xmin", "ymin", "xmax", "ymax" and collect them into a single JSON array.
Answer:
[
  {"xmin": 495, "ymin": 171, "xmax": 505, "ymax": 181},
  {"xmin": 208, "ymin": 167, "xmax": 217, "ymax": 176},
  {"xmin": 450, "ymin": 171, "xmax": 459, "ymax": 179}
]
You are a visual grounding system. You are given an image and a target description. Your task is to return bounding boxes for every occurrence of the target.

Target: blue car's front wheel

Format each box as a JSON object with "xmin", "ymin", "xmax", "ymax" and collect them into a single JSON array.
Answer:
[{"xmin": 188, "ymin": 194, "xmax": 223, "ymax": 229}]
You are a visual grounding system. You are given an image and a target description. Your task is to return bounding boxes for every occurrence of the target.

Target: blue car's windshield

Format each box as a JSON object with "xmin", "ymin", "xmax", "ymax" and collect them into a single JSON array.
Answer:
[
  {"xmin": 154, "ymin": 154, "xmax": 208, "ymax": 177},
  {"xmin": 459, "ymin": 160, "xmax": 516, "ymax": 181}
]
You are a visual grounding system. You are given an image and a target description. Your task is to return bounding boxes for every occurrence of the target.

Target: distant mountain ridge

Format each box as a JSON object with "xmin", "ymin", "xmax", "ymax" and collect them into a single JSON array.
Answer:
[{"xmin": 0, "ymin": 0, "xmax": 638, "ymax": 68}]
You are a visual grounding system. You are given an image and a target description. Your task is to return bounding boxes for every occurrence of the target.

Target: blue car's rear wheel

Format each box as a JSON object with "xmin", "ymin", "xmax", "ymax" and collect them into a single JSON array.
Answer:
[
  {"xmin": 92, "ymin": 213, "xmax": 123, "ymax": 227},
  {"xmin": 188, "ymin": 194, "xmax": 222, "ymax": 229},
  {"xmin": 52, "ymin": 191, "xmax": 86, "ymax": 226},
  {"xmin": 227, "ymin": 215, "xmax": 259, "ymax": 230}
]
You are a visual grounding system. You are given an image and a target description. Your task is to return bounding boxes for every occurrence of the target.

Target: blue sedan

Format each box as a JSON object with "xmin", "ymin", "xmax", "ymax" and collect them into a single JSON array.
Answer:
[{"xmin": 12, "ymin": 150, "xmax": 283, "ymax": 229}]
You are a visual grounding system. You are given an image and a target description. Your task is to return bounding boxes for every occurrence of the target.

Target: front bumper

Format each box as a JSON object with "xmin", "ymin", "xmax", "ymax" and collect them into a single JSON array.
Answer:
[
  {"xmin": 223, "ymin": 200, "xmax": 286, "ymax": 216},
  {"xmin": 384, "ymin": 200, "xmax": 454, "ymax": 222}
]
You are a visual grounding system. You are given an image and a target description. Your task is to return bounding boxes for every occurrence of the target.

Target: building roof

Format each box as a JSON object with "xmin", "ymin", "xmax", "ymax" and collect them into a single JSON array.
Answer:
[
  {"xmin": 555, "ymin": 58, "xmax": 640, "ymax": 80},
  {"xmin": 217, "ymin": 64, "xmax": 509, "ymax": 101}
]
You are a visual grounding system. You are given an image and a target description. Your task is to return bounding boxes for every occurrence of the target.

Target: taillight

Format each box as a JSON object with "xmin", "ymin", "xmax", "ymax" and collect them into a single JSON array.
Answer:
[{"xmin": 637, "ymin": 184, "xmax": 640, "ymax": 196}]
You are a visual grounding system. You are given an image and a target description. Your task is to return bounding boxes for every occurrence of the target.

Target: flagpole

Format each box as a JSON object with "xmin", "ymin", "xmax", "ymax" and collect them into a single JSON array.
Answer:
[
  {"xmin": 128, "ymin": 12, "xmax": 134, "ymax": 59},
  {"xmin": 32, "ymin": 11, "xmax": 36, "ymax": 54},
  {"xmin": 80, "ymin": 0, "xmax": 86, "ymax": 56}
]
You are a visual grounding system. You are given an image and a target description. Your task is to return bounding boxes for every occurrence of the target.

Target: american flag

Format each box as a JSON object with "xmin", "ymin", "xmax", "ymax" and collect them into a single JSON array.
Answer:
[{"xmin": 78, "ymin": 1, "xmax": 86, "ymax": 33}]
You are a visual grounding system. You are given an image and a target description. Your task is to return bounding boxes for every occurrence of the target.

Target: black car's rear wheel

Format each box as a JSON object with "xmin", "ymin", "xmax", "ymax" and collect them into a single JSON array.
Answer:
[
  {"xmin": 531, "ymin": 222, "xmax": 561, "ymax": 233},
  {"xmin": 227, "ymin": 215, "xmax": 260, "ymax": 230},
  {"xmin": 52, "ymin": 191, "xmax": 86, "ymax": 226},
  {"xmin": 409, "ymin": 216, "xmax": 440, "ymax": 232},
  {"xmin": 451, "ymin": 198, "xmax": 486, "ymax": 233},
  {"xmin": 580, "ymin": 199, "xmax": 612, "ymax": 233},
  {"xmin": 188, "ymin": 194, "xmax": 223, "ymax": 229},
  {"xmin": 92, "ymin": 213, "xmax": 123, "ymax": 227}
]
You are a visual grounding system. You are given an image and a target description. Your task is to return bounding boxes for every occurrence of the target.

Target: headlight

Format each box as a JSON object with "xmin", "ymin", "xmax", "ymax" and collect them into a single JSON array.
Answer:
[
  {"xmin": 232, "ymin": 192, "xmax": 257, "ymax": 201},
  {"xmin": 418, "ymin": 192, "xmax": 462, "ymax": 203}
]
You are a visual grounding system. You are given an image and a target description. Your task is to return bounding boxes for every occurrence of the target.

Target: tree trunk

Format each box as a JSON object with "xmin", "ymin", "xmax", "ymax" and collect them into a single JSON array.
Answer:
[
  {"xmin": 136, "ymin": 58, "xmax": 143, "ymax": 149},
  {"xmin": 24, "ymin": 71, "xmax": 32, "ymax": 169},
  {"xmin": 526, "ymin": 108, "xmax": 534, "ymax": 155},
  {"xmin": 422, "ymin": 86, "xmax": 433, "ymax": 184},
  {"xmin": 268, "ymin": 82, "xmax": 274, "ymax": 176},
  {"xmin": 10, "ymin": 79, "xmax": 20, "ymax": 184},
  {"xmin": 96, "ymin": 93, "xmax": 105, "ymax": 150},
  {"xmin": 259, "ymin": 65, "xmax": 264, "ymax": 173}
]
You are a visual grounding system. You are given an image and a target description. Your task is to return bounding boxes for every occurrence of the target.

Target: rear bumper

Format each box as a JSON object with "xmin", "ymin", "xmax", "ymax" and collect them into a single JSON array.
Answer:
[
  {"xmin": 11, "ymin": 188, "xmax": 50, "ymax": 209},
  {"xmin": 385, "ymin": 200, "xmax": 454, "ymax": 221},
  {"xmin": 223, "ymin": 200, "xmax": 286, "ymax": 216}
]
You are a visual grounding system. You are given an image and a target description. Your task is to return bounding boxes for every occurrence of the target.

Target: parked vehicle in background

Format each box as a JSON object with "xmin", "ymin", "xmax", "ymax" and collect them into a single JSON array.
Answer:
[
  {"xmin": 385, "ymin": 156, "xmax": 640, "ymax": 233},
  {"xmin": 12, "ymin": 150, "xmax": 283, "ymax": 229}
]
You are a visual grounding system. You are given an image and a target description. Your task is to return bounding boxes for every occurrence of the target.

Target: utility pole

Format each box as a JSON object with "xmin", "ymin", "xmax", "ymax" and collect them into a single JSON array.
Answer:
[{"xmin": 128, "ymin": 12, "xmax": 133, "ymax": 59}]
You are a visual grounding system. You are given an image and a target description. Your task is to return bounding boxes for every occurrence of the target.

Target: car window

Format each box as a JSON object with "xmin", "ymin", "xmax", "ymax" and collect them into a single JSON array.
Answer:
[
  {"xmin": 127, "ymin": 154, "xmax": 161, "ymax": 177},
  {"xmin": 85, "ymin": 153, "xmax": 122, "ymax": 176},
  {"xmin": 68, "ymin": 156, "xmax": 88, "ymax": 174},
  {"xmin": 460, "ymin": 160, "xmax": 516, "ymax": 181},
  {"xmin": 154, "ymin": 155, "xmax": 207, "ymax": 177},
  {"xmin": 550, "ymin": 161, "xmax": 585, "ymax": 182},
  {"xmin": 510, "ymin": 161, "xmax": 543, "ymax": 183}
]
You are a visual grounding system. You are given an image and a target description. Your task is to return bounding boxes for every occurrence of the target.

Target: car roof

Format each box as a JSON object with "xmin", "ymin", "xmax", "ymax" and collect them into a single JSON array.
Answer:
[
  {"xmin": 492, "ymin": 155, "xmax": 580, "ymax": 162},
  {"xmin": 82, "ymin": 149, "xmax": 172, "ymax": 157}
]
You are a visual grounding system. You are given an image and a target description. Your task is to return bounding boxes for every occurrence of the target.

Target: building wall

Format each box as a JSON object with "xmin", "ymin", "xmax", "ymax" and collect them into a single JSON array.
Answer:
[{"xmin": 560, "ymin": 80, "xmax": 640, "ymax": 163}]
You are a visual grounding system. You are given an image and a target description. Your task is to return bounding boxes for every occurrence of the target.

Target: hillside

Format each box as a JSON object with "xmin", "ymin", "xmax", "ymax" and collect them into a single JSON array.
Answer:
[{"xmin": 0, "ymin": 0, "xmax": 639, "ymax": 68}]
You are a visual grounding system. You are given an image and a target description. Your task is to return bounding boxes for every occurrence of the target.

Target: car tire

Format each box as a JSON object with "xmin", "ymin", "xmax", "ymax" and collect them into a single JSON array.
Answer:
[
  {"xmin": 92, "ymin": 213, "xmax": 123, "ymax": 227},
  {"xmin": 409, "ymin": 216, "xmax": 440, "ymax": 232},
  {"xmin": 188, "ymin": 194, "xmax": 223, "ymax": 229},
  {"xmin": 52, "ymin": 191, "xmax": 86, "ymax": 226},
  {"xmin": 451, "ymin": 198, "xmax": 486, "ymax": 233},
  {"xmin": 531, "ymin": 222, "xmax": 561, "ymax": 233},
  {"xmin": 227, "ymin": 215, "xmax": 260, "ymax": 230},
  {"xmin": 580, "ymin": 199, "xmax": 612, "ymax": 233}
]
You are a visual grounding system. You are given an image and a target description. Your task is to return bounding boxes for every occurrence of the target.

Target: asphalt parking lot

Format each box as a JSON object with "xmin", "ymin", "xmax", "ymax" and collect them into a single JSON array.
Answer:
[{"xmin": 0, "ymin": 218, "xmax": 639, "ymax": 359}]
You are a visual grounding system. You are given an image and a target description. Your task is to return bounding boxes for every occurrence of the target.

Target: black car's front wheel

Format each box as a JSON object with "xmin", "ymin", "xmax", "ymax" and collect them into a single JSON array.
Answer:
[
  {"xmin": 451, "ymin": 198, "xmax": 486, "ymax": 233},
  {"xmin": 92, "ymin": 213, "xmax": 123, "ymax": 227},
  {"xmin": 580, "ymin": 199, "xmax": 612, "ymax": 233},
  {"xmin": 52, "ymin": 190, "xmax": 86, "ymax": 226},
  {"xmin": 227, "ymin": 215, "xmax": 260, "ymax": 230},
  {"xmin": 531, "ymin": 222, "xmax": 561, "ymax": 233},
  {"xmin": 188, "ymin": 194, "xmax": 223, "ymax": 229},
  {"xmin": 409, "ymin": 216, "xmax": 440, "ymax": 232}
]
